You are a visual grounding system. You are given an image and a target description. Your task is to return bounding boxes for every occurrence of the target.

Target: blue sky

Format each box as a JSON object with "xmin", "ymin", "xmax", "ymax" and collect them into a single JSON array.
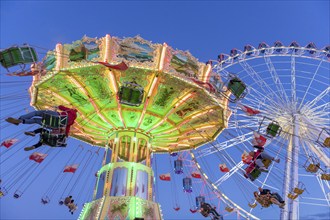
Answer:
[{"xmin": 0, "ymin": 1, "xmax": 329, "ymax": 220}]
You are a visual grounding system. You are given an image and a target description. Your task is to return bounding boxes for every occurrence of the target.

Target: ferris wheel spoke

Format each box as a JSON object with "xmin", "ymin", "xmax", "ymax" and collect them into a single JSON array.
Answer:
[
  {"xmin": 238, "ymin": 61, "xmax": 274, "ymax": 97},
  {"xmin": 243, "ymin": 95, "xmax": 268, "ymax": 111},
  {"xmin": 306, "ymin": 102, "xmax": 330, "ymax": 118},
  {"xmin": 302, "ymin": 87, "xmax": 330, "ymax": 112},
  {"xmin": 299, "ymin": 202, "xmax": 330, "ymax": 207},
  {"xmin": 305, "ymin": 142, "xmax": 330, "ymax": 167},
  {"xmin": 298, "ymin": 58, "xmax": 325, "ymax": 110},
  {"xmin": 316, "ymin": 175, "xmax": 330, "ymax": 206},
  {"xmin": 291, "ymin": 55, "xmax": 297, "ymax": 105},
  {"xmin": 264, "ymin": 55, "xmax": 291, "ymax": 104},
  {"xmin": 239, "ymin": 59, "xmax": 286, "ymax": 106},
  {"xmin": 324, "ymin": 179, "xmax": 330, "ymax": 191},
  {"xmin": 300, "ymin": 141, "xmax": 314, "ymax": 160},
  {"xmin": 196, "ymin": 132, "xmax": 254, "ymax": 158},
  {"xmin": 214, "ymin": 161, "xmax": 244, "ymax": 186},
  {"xmin": 227, "ymin": 118, "xmax": 260, "ymax": 130},
  {"xmin": 301, "ymin": 197, "xmax": 329, "ymax": 202},
  {"xmin": 309, "ymin": 102, "xmax": 330, "ymax": 113},
  {"xmin": 246, "ymin": 87, "xmax": 284, "ymax": 113},
  {"xmin": 309, "ymin": 111, "xmax": 330, "ymax": 122}
]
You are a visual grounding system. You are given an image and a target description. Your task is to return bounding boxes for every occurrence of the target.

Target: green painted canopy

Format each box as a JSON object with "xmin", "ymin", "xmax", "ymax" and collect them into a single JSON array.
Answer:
[{"xmin": 29, "ymin": 35, "xmax": 230, "ymax": 153}]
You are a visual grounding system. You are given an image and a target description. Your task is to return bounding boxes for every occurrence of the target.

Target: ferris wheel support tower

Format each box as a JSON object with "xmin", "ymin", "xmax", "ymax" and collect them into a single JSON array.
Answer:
[{"xmin": 281, "ymin": 114, "xmax": 300, "ymax": 220}]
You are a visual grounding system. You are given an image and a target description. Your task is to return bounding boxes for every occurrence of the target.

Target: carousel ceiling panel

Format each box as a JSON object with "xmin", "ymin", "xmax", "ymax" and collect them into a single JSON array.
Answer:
[
  {"xmin": 121, "ymin": 110, "xmax": 141, "ymax": 128},
  {"xmin": 30, "ymin": 35, "xmax": 229, "ymax": 152}
]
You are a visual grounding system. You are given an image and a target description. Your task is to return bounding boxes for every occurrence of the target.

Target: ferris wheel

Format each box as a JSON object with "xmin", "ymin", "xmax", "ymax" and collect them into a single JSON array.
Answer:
[{"xmin": 190, "ymin": 41, "xmax": 330, "ymax": 219}]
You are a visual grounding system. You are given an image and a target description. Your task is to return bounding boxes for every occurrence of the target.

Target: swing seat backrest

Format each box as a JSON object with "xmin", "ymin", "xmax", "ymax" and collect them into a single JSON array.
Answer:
[
  {"xmin": 321, "ymin": 173, "xmax": 330, "ymax": 180},
  {"xmin": 227, "ymin": 78, "xmax": 246, "ymax": 99},
  {"xmin": 324, "ymin": 137, "xmax": 330, "ymax": 147},
  {"xmin": 225, "ymin": 206, "xmax": 234, "ymax": 212},
  {"xmin": 118, "ymin": 85, "xmax": 144, "ymax": 106},
  {"xmin": 306, "ymin": 164, "xmax": 319, "ymax": 173},
  {"xmin": 0, "ymin": 46, "xmax": 37, "ymax": 69},
  {"xmin": 42, "ymin": 113, "xmax": 68, "ymax": 129},
  {"xmin": 288, "ymin": 193, "xmax": 298, "ymax": 200},
  {"xmin": 250, "ymin": 168, "xmax": 261, "ymax": 179},
  {"xmin": 248, "ymin": 202, "xmax": 257, "ymax": 208},
  {"xmin": 262, "ymin": 159, "xmax": 272, "ymax": 168},
  {"xmin": 293, "ymin": 188, "xmax": 304, "ymax": 195},
  {"xmin": 41, "ymin": 130, "xmax": 66, "ymax": 147},
  {"xmin": 266, "ymin": 123, "xmax": 280, "ymax": 137}
]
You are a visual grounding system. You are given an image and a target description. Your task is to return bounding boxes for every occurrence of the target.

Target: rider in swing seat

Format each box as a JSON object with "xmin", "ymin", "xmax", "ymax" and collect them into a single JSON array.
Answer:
[
  {"xmin": 248, "ymin": 150, "xmax": 280, "ymax": 172},
  {"xmin": 24, "ymin": 127, "xmax": 67, "ymax": 151},
  {"xmin": 200, "ymin": 202, "xmax": 221, "ymax": 219}
]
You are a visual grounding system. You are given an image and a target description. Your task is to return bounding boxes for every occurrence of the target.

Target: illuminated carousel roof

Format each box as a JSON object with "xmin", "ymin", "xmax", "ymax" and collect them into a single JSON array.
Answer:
[{"xmin": 30, "ymin": 35, "xmax": 230, "ymax": 153}]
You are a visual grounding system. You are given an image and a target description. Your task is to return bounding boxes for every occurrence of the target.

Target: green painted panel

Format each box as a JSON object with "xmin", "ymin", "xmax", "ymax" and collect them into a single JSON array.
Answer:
[
  {"xmin": 151, "ymin": 121, "xmax": 172, "ymax": 135},
  {"xmin": 116, "ymin": 39, "xmax": 154, "ymax": 63},
  {"xmin": 121, "ymin": 110, "xmax": 141, "ymax": 128},
  {"xmin": 139, "ymin": 114, "xmax": 160, "ymax": 131},
  {"xmin": 170, "ymin": 51, "xmax": 199, "ymax": 78}
]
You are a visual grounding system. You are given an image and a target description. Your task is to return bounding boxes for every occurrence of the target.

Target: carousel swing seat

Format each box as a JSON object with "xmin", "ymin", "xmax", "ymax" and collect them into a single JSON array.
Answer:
[
  {"xmin": 316, "ymin": 128, "xmax": 330, "ymax": 147},
  {"xmin": 266, "ymin": 122, "xmax": 281, "ymax": 137},
  {"xmin": 246, "ymin": 158, "xmax": 271, "ymax": 181},
  {"xmin": 118, "ymin": 82, "xmax": 145, "ymax": 107},
  {"xmin": 0, "ymin": 45, "xmax": 38, "ymax": 70},
  {"xmin": 40, "ymin": 129, "xmax": 67, "ymax": 147},
  {"xmin": 293, "ymin": 182, "xmax": 305, "ymax": 195},
  {"xmin": 324, "ymin": 137, "xmax": 330, "ymax": 147},
  {"xmin": 293, "ymin": 187, "xmax": 304, "ymax": 195},
  {"xmin": 13, "ymin": 190, "xmax": 23, "ymax": 199},
  {"xmin": 303, "ymin": 156, "xmax": 320, "ymax": 173},
  {"xmin": 321, "ymin": 173, "xmax": 330, "ymax": 181},
  {"xmin": 258, "ymin": 116, "xmax": 282, "ymax": 138},
  {"xmin": 225, "ymin": 206, "xmax": 234, "ymax": 212},
  {"xmin": 248, "ymin": 202, "xmax": 257, "ymax": 208},
  {"xmin": 0, "ymin": 187, "xmax": 8, "ymax": 197},
  {"xmin": 196, "ymin": 195, "xmax": 206, "ymax": 208},
  {"xmin": 41, "ymin": 196, "xmax": 50, "ymax": 204},
  {"xmin": 305, "ymin": 163, "xmax": 320, "ymax": 173},
  {"xmin": 288, "ymin": 193, "xmax": 299, "ymax": 200},
  {"xmin": 249, "ymin": 168, "xmax": 261, "ymax": 181},
  {"xmin": 42, "ymin": 113, "xmax": 68, "ymax": 129},
  {"xmin": 174, "ymin": 159, "xmax": 184, "ymax": 174},
  {"xmin": 288, "ymin": 182, "xmax": 305, "ymax": 199},
  {"xmin": 183, "ymin": 177, "xmax": 193, "ymax": 193},
  {"xmin": 227, "ymin": 77, "xmax": 247, "ymax": 100}
]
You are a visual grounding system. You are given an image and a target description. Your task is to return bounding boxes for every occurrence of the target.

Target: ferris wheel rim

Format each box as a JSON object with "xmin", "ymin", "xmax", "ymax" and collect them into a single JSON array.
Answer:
[
  {"xmin": 211, "ymin": 44, "xmax": 330, "ymax": 71},
  {"xmin": 190, "ymin": 43, "xmax": 330, "ymax": 219}
]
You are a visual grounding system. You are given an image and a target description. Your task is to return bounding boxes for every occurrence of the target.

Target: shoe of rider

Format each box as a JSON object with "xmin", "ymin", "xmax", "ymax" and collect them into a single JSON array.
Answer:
[
  {"xmin": 259, "ymin": 166, "xmax": 269, "ymax": 172},
  {"xmin": 24, "ymin": 131, "xmax": 36, "ymax": 137}
]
